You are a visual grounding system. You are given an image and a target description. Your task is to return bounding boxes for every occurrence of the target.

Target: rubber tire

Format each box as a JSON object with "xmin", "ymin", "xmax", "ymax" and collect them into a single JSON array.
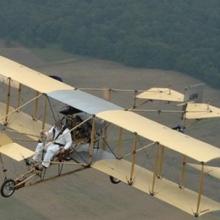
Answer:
[
  {"xmin": 1, "ymin": 179, "xmax": 16, "ymax": 198},
  {"xmin": 109, "ymin": 176, "xmax": 121, "ymax": 184}
]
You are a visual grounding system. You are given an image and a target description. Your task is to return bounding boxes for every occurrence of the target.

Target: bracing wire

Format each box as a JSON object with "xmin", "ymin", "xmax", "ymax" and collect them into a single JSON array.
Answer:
[{"xmin": 46, "ymin": 96, "xmax": 58, "ymax": 123}]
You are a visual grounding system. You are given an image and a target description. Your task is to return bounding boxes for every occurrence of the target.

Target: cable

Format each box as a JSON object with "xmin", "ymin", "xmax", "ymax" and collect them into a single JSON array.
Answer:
[
  {"xmin": 46, "ymin": 96, "xmax": 57, "ymax": 123},
  {"xmin": 102, "ymin": 138, "xmax": 118, "ymax": 159}
]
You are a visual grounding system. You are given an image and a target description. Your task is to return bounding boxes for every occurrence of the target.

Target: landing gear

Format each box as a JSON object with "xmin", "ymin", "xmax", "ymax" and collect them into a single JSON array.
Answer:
[
  {"xmin": 1, "ymin": 179, "xmax": 16, "ymax": 198},
  {"xmin": 109, "ymin": 176, "xmax": 121, "ymax": 184}
]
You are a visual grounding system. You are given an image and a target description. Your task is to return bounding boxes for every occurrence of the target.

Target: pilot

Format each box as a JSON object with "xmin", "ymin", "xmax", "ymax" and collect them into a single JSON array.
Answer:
[{"xmin": 33, "ymin": 119, "xmax": 72, "ymax": 170}]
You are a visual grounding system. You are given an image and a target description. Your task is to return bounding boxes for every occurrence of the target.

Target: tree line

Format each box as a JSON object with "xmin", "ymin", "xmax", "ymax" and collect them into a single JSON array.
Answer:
[{"xmin": 0, "ymin": 0, "xmax": 220, "ymax": 87}]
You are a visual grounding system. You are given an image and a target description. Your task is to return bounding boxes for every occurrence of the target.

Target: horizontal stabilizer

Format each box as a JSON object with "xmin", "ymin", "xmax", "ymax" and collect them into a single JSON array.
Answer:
[
  {"xmin": 136, "ymin": 88, "xmax": 184, "ymax": 102},
  {"xmin": 185, "ymin": 103, "xmax": 220, "ymax": 119}
]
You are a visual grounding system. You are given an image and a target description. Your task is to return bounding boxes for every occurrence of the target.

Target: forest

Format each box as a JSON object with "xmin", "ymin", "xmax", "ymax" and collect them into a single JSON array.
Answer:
[{"xmin": 0, "ymin": 0, "xmax": 220, "ymax": 87}]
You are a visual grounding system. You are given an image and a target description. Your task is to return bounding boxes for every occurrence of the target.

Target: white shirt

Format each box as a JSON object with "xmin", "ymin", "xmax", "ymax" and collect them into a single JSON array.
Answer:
[{"xmin": 47, "ymin": 126, "xmax": 72, "ymax": 150}]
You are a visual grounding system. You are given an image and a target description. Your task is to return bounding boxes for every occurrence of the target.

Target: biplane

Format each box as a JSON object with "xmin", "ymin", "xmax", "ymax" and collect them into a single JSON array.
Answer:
[{"xmin": 0, "ymin": 55, "xmax": 220, "ymax": 218}]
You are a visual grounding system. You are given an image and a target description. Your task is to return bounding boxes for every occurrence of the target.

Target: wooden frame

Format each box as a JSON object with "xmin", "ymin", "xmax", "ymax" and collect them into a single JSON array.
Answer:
[
  {"xmin": 128, "ymin": 132, "xmax": 138, "ymax": 185},
  {"xmin": 194, "ymin": 162, "xmax": 205, "ymax": 217},
  {"xmin": 4, "ymin": 77, "xmax": 11, "ymax": 125}
]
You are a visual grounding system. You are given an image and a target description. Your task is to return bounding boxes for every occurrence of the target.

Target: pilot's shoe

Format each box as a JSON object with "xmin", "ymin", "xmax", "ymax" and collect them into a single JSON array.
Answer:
[
  {"xmin": 25, "ymin": 158, "xmax": 35, "ymax": 166},
  {"xmin": 34, "ymin": 164, "xmax": 46, "ymax": 171}
]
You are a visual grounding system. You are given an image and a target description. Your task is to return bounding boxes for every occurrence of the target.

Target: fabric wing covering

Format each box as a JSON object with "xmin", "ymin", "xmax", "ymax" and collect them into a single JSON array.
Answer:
[
  {"xmin": 0, "ymin": 55, "xmax": 121, "ymax": 115},
  {"xmin": 0, "ymin": 55, "xmax": 220, "ymax": 163},
  {"xmin": 0, "ymin": 56, "xmax": 73, "ymax": 93},
  {"xmin": 96, "ymin": 111, "xmax": 220, "ymax": 163}
]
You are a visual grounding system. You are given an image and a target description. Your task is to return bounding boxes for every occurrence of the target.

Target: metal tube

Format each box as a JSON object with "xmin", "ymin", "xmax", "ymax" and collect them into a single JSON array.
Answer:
[
  {"xmin": 32, "ymin": 91, "xmax": 39, "ymax": 120},
  {"xmin": 4, "ymin": 77, "xmax": 11, "ymax": 125},
  {"xmin": 179, "ymin": 155, "xmax": 187, "ymax": 189},
  {"xmin": 194, "ymin": 163, "xmax": 205, "ymax": 217},
  {"xmin": 150, "ymin": 142, "xmax": 160, "ymax": 196},
  {"xmin": 128, "ymin": 133, "xmax": 138, "ymax": 185}
]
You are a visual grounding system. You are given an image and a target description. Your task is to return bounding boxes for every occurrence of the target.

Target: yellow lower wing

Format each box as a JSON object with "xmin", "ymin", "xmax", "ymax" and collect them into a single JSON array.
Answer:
[
  {"xmin": 92, "ymin": 159, "xmax": 220, "ymax": 216},
  {"xmin": 0, "ymin": 142, "xmax": 34, "ymax": 161}
]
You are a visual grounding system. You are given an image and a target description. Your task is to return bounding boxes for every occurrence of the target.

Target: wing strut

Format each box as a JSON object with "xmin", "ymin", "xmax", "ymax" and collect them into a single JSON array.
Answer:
[
  {"xmin": 4, "ymin": 77, "xmax": 11, "ymax": 125},
  {"xmin": 150, "ymin": 142, "xmax": 161, "ymax": 195},
  {"xmin": 179, "ymin": 155, "xmax": 187, "ymax": 189},
  {"xmin": 195, "ymin": 163, "xmax": 205, "ymax": 217},
  {"xmin": 42, "ymin": 95, "xmax": 48, "ymax": 131},
  {"xmin": 128, "ymin": 132, "xmax": 138, "ymax": 185}
]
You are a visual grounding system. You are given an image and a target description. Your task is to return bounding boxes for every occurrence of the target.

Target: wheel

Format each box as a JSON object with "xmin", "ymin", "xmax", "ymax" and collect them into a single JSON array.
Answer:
[
  {"xmin": 1, "ymin": 179, "xmax": 16, "ymax": 198},
  {"xmin": 109, "ymin": 176, "xmax": 121, "ymax": 184}
]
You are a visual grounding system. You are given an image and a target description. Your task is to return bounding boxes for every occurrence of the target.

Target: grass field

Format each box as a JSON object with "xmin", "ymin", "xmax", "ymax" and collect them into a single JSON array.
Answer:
[{"xmin": 31, "ymin": 45, "xmax": 76, "ymax": 62}]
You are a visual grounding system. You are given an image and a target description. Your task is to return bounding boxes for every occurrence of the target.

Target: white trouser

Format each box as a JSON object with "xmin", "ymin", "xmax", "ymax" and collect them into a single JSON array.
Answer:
[
  {"xmin": 33, "ymin": 142, "xmax": 44, "ymax": 162},
  {"xmin": 33, "ymin": 142, "xmax": 60, "ymax": 168},
  {"xmin": 42, "ymin": 144, "xmax": 60, "ymax": 168}
]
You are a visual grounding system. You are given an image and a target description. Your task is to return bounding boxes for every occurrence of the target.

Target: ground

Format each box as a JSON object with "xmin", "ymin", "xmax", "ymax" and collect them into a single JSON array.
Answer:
[{"xmin": 0, "ymin": 41, "xmax": 220, "ymax": 220}]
